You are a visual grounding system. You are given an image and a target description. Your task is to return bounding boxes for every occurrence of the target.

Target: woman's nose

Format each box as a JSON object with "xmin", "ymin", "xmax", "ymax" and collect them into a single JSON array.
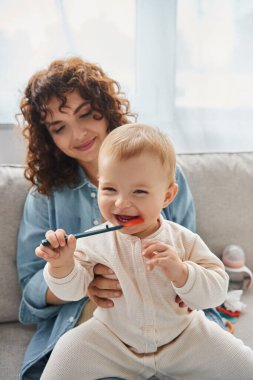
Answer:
[{"xmin": 73, "ymin": 122, "xmax": 87, "ymax": 139}]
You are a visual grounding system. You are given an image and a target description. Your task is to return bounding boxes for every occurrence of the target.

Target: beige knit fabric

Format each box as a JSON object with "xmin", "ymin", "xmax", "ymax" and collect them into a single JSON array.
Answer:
[
  {"xmin": 41, "ymin": 313, "xmax": 253, "ymax": 380},
  {"xmin": 42, "ymin": 217, "xmax": 253, "ymax": 379},
  {"xmin": 44, "ymin": 216, "xmax": 229, "ymax": 352}
]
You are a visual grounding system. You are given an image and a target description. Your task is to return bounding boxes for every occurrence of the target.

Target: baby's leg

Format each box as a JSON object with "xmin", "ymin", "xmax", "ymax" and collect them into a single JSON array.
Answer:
[
  {"xmin": 40, "ymin": 317, "xmax": 153, "ymax": 380},
  {"xmin": 156, "ymin": 311, "xmax": 253, "ymax": 380}
]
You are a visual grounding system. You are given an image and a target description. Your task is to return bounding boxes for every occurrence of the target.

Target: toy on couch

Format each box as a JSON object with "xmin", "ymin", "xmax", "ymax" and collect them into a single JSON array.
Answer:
[
  {"xmin": 216, "ymin": 245, "xmax": 253, "ymax": 333},
  {"xmin": 222, "ymin": 244, "xmax": 253, "ymax": 290}
]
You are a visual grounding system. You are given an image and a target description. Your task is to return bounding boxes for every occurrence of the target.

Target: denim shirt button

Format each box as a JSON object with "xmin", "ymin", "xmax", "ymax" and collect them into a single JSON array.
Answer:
[
  {"xmin": 68, "ymin": 316, "xmax": 75, "ymax": 323},
  {"xmin": 90, "ymin": 192, "xmax": 96, "ymax": 198},
  {"xmin": 93, "ymin": 219, "xmax": 99, "ymax": 225}
]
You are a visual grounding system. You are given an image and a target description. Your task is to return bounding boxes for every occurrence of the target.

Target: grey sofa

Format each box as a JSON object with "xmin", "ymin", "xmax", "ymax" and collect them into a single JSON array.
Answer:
[{"xmin": 1, "ymin": 152, "xmax": 253, "ymax": 380}]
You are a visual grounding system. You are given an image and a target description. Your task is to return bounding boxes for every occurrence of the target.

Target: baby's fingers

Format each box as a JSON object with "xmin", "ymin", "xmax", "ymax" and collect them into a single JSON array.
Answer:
[
  {"xmin": 146, "ymin": 256, "xmax": 169, "ymax": 272},
  {"xmin": 45, "ymin": 229, "xmax": 66, "ymax": 248},
  {"xmin": 145, "ymin": 257, "xmax": 160, "ymax": 271},
  {"xmin": 35, "ymin": 245, "xmax": 60, "ymax": 261},
  {"xmin": 142, "ymin": 241, "xmax": 166, "ymax": 259},
  {"xmin": 67, "ymin": 234, "xmax": 76, "ymax": 251}
]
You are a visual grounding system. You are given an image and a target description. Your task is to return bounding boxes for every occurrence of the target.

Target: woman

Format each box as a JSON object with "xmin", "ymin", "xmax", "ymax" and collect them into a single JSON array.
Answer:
[{"xmin": 17, "ymin": 57, "xmax": 223, "ymax": 379}]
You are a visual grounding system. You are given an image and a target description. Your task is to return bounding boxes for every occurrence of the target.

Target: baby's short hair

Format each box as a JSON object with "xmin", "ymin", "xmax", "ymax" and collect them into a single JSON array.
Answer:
[{"xmin": 99, "ymin": 123, "xmax": 176, "ymax": 183}]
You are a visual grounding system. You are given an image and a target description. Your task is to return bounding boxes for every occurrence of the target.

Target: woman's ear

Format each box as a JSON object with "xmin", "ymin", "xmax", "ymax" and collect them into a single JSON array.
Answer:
[{"xmin": 163, "ymin": 183, "xmax": 178, "ymax": 208}]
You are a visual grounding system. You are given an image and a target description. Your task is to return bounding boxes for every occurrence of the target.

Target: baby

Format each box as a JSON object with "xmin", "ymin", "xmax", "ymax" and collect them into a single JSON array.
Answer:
[{"xmin": 37, "ymin": 123, "xmax": 253, "ymax": 380}]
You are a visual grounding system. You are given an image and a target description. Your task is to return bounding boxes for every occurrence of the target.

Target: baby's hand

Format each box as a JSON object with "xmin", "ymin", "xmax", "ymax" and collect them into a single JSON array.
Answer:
[
  {"xmin": 35, "ymin": 229, "xmax": 76, "ymax": 271},
  {"xmin": 142, "ymin": 240, "xmax": 188, "ymax": 288}
]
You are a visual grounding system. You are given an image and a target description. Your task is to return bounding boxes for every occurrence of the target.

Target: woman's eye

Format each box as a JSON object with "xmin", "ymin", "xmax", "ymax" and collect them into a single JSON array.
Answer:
[
  {"xmin": 54, "ymin": 125, "xmax": 65, "ymax": 134},
  {"xmin": 80, "ymin": 110, "xmax": 92, "ymax": 119}
]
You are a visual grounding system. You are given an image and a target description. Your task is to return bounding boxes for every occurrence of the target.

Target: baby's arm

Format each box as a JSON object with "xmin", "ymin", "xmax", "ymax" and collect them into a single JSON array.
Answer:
[
  {"xmin": 36, "ymin": 229, "xmax": 93, "ymax": 301},
  {"xmin": 142, "ymin": 240, "xmax": 188, "ymax": 287},
  {"xmin": 142, "ymin": 237, "xmax": 228, "ymax": 310},
  {"xmin": 35, "ymin": 229, "xmax": 76, "ymax": 278}
]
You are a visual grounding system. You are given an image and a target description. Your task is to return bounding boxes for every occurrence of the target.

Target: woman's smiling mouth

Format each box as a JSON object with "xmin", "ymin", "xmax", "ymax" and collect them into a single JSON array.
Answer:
[{"xmin": 75, "ymin": 137, "xmax": 96, "ymax": 151}]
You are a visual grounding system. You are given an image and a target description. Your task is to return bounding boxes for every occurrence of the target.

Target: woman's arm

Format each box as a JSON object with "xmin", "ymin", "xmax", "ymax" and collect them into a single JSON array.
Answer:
[
  {"xmin": 17, "ymin": 190, "xmax": 49, "ymax": 289},
  {"xmin": 46, "ymin": 288, "xmax": 67, "ymax": 304},
  {"xmin": 17, "ymin": 190, "xmax": 67, "ymax": 324}
]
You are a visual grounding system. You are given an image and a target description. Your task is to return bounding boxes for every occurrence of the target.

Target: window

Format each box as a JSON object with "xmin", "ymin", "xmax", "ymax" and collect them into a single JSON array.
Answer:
[
  {"xmin": 136, "ymin": 0, "xmax": 253, "ymax": 153},
  {"xmin": 174, "ymin": 0, "xmax": 253, "ymax": 152},
  {"xmin": 1, "ymin": 0, "xmax": 253, "ymax": 162},
  {"xmin": 0, "ymin": 0, "xmax": 135, "ymax": 123}
]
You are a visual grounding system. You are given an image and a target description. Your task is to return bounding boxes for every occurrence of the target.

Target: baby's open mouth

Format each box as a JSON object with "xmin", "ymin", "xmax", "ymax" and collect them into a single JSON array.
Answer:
[{"xmin": 115, "ymin": 215, "xmax": 142, "ymax": 225}]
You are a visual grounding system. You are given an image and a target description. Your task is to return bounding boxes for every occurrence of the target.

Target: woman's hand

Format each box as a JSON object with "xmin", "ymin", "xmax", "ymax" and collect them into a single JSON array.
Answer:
[
  {"xmin": 87, "ymin": 264, "xmax": 122, "ymax": 308},
  {"xmin": 175, "ymin": 295, "xmax": 193, "ymax": 312}
]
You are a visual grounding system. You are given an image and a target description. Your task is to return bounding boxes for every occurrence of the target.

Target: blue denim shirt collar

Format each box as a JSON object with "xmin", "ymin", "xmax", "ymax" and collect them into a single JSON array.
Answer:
[{"xmin": 73, "ymin": 166, "xmax": 91, "ymax": 190}]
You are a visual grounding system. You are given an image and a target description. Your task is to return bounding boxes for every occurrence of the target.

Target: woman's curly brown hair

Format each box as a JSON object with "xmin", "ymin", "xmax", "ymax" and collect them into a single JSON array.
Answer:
[{"xmin": 19, "ymin": 57, "xmax": 134, "ymax": 195}]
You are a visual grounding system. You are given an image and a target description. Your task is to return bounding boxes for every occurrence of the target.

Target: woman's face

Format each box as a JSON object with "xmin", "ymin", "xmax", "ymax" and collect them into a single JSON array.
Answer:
[{"xmin": 44, "ymin": 91, "xmax": 108, "ymax": 172}]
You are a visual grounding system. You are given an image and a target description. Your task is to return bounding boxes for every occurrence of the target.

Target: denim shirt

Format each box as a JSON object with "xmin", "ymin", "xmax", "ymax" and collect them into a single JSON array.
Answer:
[{"xmin": 17, "ymin": 164, "xmax": 196, "ymax": 378}]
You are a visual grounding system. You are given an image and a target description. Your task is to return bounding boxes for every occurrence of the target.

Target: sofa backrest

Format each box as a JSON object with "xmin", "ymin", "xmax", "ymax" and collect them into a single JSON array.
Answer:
[
  {"xmin": 1, "ymin": 153, "xmax": 253, "ymax": 323},
  {"xmin": 177, "ymin": 152, "xmax": 253, "ymax": 270},
  {"xmin": 0, "ymin": 165, "xmax": 29, "ymax": 322}
]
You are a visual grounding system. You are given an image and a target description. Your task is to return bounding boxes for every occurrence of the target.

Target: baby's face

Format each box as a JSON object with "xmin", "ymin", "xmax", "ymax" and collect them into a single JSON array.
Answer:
[{"xmin": 98, "ymin": 152, "xmax": 176, "ymax": 238}]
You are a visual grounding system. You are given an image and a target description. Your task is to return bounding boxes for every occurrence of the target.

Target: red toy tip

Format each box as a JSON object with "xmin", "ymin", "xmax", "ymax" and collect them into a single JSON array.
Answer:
[{"xmin": 122, "ymin": 218, "xmax": 144, "ymax": 227}]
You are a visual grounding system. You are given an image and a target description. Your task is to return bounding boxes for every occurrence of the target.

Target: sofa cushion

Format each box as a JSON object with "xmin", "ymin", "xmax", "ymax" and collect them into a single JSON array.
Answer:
[
  {"xmin": 177, "ymin": 152, "xmax": 253, "ymax": 271},
  {"xmin": 0, "ymin": 322, "xmax": 35, "ymax": 379},
  {"xmin": 0, "ymin": 165, "xmax": 29, "ymax": 322}
]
